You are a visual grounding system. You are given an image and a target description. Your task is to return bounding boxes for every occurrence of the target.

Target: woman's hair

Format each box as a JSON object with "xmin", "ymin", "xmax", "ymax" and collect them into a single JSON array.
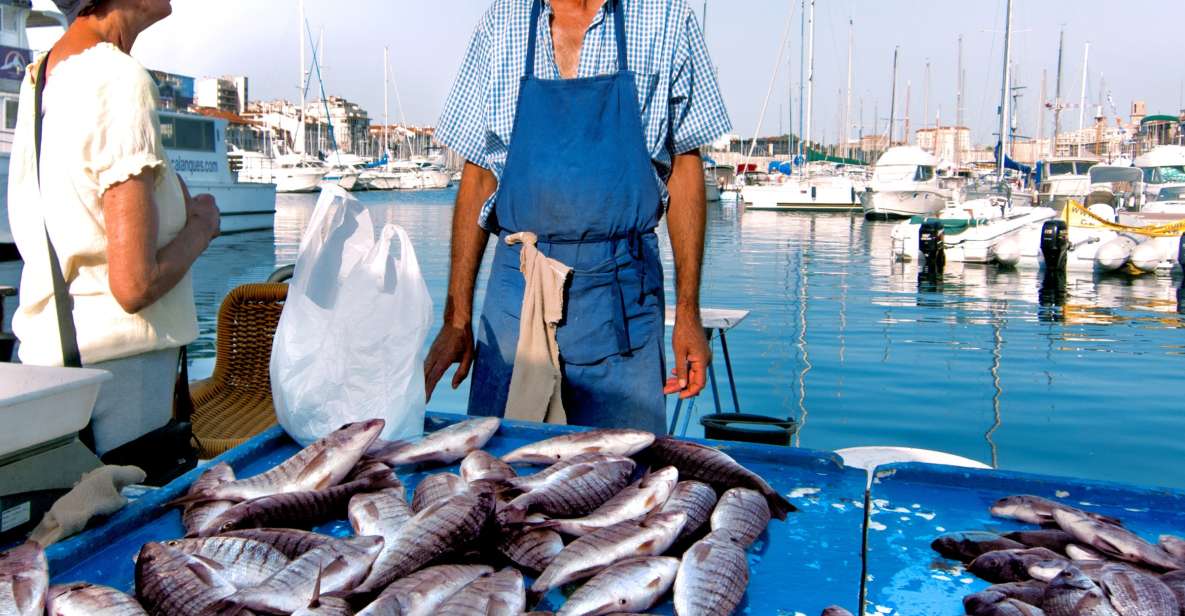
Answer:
[{"xmin": 77, "ymin": 0, "xmax": 108, "ymax": 18}]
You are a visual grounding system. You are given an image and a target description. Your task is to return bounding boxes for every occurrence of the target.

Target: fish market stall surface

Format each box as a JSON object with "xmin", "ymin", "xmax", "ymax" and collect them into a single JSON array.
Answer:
[
  {"xmin": 863, "ymin": 462, "xmax": 1185, "ymax": 615},
  {"xmin": 45, "ymin": 413, "xmax": 868, "ymax": 614}
]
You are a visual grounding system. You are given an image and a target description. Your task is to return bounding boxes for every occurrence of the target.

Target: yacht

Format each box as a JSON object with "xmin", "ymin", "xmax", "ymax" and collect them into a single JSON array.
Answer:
[
  {"xmin": 860, "ymin": 146, "xmax": 949, "ymax": 220},
  {"xmin": 231, "ymin": 150, "xmax": 325, "ymax": 194},
  {"xmin": 890, "ymin": 197, "xmax": 1057, "ymax": 266},
  {"xmin": 742, "ymin": 162, "xmax": 861, "ymax": 212},
  {"xmin": 394, "ymin": 160, "xmax": 451, "ymax": 190},
  {"xmin": 1037, "ymin": 157, "xmax": 1098, "ymax": 204},
  {"xmin": 1133, "ymin": 145, "xmax": 1185, "ymax": 203}
]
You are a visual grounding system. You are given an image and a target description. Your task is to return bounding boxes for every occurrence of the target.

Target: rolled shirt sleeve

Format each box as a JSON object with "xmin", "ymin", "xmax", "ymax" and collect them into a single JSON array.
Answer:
[
  {"xmin": 84, "ymin": 63, "xmax": 167, "ymax": 196},
  {"xmin": 668, "ymin": 9, "xmax": 731, "ymax": 156},
  {"xmin": 436, "ymin": 19, "xmax": 492, "ymax": 169}
]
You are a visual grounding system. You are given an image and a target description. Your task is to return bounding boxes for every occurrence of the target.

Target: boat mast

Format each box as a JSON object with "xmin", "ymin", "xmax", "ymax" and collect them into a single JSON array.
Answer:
[
  {"xmin": 297, "ymin": 0, "xmax": 306, "ymax": 155},
  {"xmin": 956, "ymin": 34, "xmax": 964, "ymax": 165},
  {"xmin": 1077, "ymin": 41, "xmax": 1090, "ymax": 156},
  {"xmin": 923, "ymin": 60, "xmax": 930, "ymax": 140},
  {"xmin": 844, "ymin": 18, "xmax": 853, "ymax": 160},
  {"xmin": 1052, "ymin": 28, "xmax": 1064, "ymax": 157},
  {"xmin": 383, "ymin": 46, "xmax": 389, "ymax": 159},
  {"xmin": 797, "ymin": 0, "xmax": 805, "ymax": 162},
  {"xmin": 888, "ymin": 46, "xmax": 898, "ymax": 147},
  {"xmin": 997, "ymin": 0, "xmax": 1013, "ymax": 183},
  {"xmin": 1038, "ymin": 68, "xmax": 1046, "ymax": 156},
  {"xmin": 804, "ymin": 0, "xmax": 814, "ymax": 164},
  {"xmin": 903, "ymin": 80, "xmax": 911, "ymax": 145}
]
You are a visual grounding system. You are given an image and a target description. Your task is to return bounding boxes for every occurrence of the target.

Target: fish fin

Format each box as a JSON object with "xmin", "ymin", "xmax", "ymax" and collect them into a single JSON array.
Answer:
[
  {"xmin": 767, "ymin": 491, "xmax": 797, "ymax": 520},
  {"xmin": 646, "ymin": 575, "xmax": 664, "ymax": 589},
  {"xmin": 167, "ymin": 492, "xmax": 216, "ymax": 508},
  {"xmin": 308, "ymin": 563, "xmax": 323, "ymax": 608},
  {"xmin": 636, "ymin": 539, "xmax": 657, "ymax": 553},
  {"xmin": 1090, "ymin": 512, "xmax": 1124, "ymax": 526},
  {"xmin": 464, "ymin": 434, "xmax": 481, "ymax": 448},
  {"xmin": 185, "ymin": 561, "xmax": 217, "ymax": 586}
]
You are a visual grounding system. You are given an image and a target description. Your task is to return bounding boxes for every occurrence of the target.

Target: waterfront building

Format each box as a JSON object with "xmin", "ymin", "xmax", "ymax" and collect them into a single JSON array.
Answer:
[
  {"xmin": 914, "ymin": 126, "xmax": 971, "ymax": 163},
  {"xmin": 148, "ymin": 70, "xmax": 194, "ymax": 111},
  {"xmin": 194, "ymin": 75, "xmax": 248, "ymax": 115},
  {"xmin": 303, "ymin": 96, "xmax": 370, "ymax": 156},
  {"xmin": 368, "ymin": 123, "xmax": 446, "ymax": 160}
]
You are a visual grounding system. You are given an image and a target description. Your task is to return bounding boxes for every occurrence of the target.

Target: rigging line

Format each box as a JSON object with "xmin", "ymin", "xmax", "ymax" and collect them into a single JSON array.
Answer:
[
  {"xmin": 975, "ymin": 3, "xmax": 1002, "ymax": 144},
  {"xmin": 744, "ymin": 0, "xmax": 798, "ymax": 164},
  {"xmin": 304, "ymin": 22, "xmax": 340, "ymax": 155},
  {"xmin": 387, "ymin": 53, "xmax": 417, "ymax": 157}
]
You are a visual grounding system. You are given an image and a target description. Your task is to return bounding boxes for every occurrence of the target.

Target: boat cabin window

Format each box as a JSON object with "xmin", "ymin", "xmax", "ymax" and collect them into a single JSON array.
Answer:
[
  {"xmin": 1141, "ymin": 165, "xmax": 1185, "ymax": 185},
  {"xmin": 913, "ymin": 166, "xmax": 935, "ymax": 182},
  {"xmin": 0, "ymin": 7, "xmax": 17, "ymax": 33},
  {"xmin": 3, "ymin": 97, "xmax": 17, "ymax": 130},
  {"xmin": 1157, "ymin": 186, "xmax": 1185, "ymax": 201},
  {"xmin": 159, "ymin": 116, "xmax": 216, "ymax": 152}
]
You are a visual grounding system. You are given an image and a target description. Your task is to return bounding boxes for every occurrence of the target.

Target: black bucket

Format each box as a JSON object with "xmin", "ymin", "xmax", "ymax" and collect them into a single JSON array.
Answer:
[{"xmin": 700, "ymin": 413, "xmax": 799, "ymax": 447}]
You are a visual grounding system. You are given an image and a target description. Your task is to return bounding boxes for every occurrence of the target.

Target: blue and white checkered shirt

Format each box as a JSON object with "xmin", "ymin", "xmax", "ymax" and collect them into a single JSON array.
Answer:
[{"xmin": 436, "ymin": 0, "xmax": 732, "ymax": 231}]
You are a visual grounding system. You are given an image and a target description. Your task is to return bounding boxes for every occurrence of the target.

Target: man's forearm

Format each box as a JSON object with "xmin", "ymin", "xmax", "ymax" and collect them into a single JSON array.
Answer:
[
  {"xmin": 445, "ymin": 161, "xmax": 497, "ymax": 327},
  {"xmin": 666, "ymin": 150, "xmax": 706, "ymax": 317}
]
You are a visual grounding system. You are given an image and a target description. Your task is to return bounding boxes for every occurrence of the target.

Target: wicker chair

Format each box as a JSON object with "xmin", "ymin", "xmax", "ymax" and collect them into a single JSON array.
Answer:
[{"xmin": 190, "ymin": 283, "xmax": 287, "ymax": 458}]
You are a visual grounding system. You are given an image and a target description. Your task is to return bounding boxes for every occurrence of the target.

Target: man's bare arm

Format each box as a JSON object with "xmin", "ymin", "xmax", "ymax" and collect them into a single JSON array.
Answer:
[
  {"xmin": 664, "ymin": 149, "xmax": 711, "ymax": 398},
  {"xmin": 424, "ymin": 161, "xmax": 497, "ymax": 400}
]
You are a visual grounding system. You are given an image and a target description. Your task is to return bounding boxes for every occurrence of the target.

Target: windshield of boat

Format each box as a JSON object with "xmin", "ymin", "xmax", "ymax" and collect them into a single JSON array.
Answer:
[
  {"xmin": 1157, "ymin": 186, "xmax": 1185, "ymax": 201},
  {"xmin": 874, "ymin": 165, "xmax": 932, "ymax": 183},
  {"xmin": 1089, "ymin": 167, "xmax": 1143, "ymax": 184},
  {"xmin": 1048, "ymin": 161, "xmax": 1096, "ymax": 176},
  {"xmin": 1141, "ymin": 165, "xmax": 1185, "ymax": 184}
]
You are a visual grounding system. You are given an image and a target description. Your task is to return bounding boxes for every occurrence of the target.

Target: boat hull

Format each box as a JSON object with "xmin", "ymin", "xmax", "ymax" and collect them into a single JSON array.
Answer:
[
  {"xmin": 743, "ymin": 180, "xmax": 861, "ymax": 212},
  {"xmin": 890, "ymin": 208, "xmax": 1058, "ymax": 265},
  {"xmin": 862, "ymin": 189, "xmax": 946, "ymax": 220},
  {"xmin": 185, "ymin": 180, "xmax": 277, "ymax": 234}
]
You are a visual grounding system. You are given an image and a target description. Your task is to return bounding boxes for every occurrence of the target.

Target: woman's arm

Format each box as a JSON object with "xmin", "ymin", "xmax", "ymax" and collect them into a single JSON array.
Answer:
[{"xmin": 103, "ymin": 169, "xmax": 220, "ymax": 314}]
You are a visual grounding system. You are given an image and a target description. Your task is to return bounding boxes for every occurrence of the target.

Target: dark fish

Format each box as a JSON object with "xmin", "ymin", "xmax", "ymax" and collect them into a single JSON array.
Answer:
[
  {"xmin": 1052, "ymin": 509, "xmax": 1185, "ymax": 571},
  {"xmin": 370, "ymin": 417, "xmax": 500, "ymax": 467},
  {"xmin": 659, "ymin": 480, "xmax": 718, "ymax": 541},
  {"xmin": 460, "ymin": 450, "xmax": 517, "ymax": 483},
  {"xmin": 533, "ymin": 511, "xmax": 686, "ymax": 593},
  {"xmin": 135, "ymin": 542, "xmax": 237, "ymax": 616},
  {"xmin": 533, "ymin": 466, "xmax": 678, "ymax": 536},
  {"xmin": 357, "ymin": 564, "xmax": 493, "ymax": 616},
  {"xmin": 411, "ymin": 473, "xmax": 468, "ymax": 513},
  {"xmin": 1003, "ymin": 529, "xmax": 1076, "ymax": 553},
  {"xmin": 47, "ymin": 582, "xmax": 148, "ymax": 615},
  {"xmin": 496, "ymin": 527, "xmax": 565, "ymax": 575},
  {"xmin": 1098, "ymin": 563, "xmax": 1180, "ymax": 616},
  {"xmin": 673, "ymin": 531, "xmax": 750, "ymax": 616},
  {"xmin": 202, "ymin": 472, "xmax": 401, "ymax": 535},
  {"xmin": 709, "ymin": 487, "xmax": 771, "ymax": 549},
  {"xmin": 159, "ymin": 536, "xmax": 290, "ymax": 587},
  {"xmin": 963, "ymin": 582, "xmax": 1048, "ymax": 614},
  {"xmin": 1160, "ymin": 571, "xmax": 1185, "ymax": 612},
  {"xmin": 501, "ymin": 429, "xmax": 656, "ymax": 464},
  {"xmin": 1043, "ymin": 564, "xmax": 1120, "ymax": 616},
  {"xmin": 971, "ymin": 599, "xmax": 1047, "ymax": 616},
  {"xmin": 181, "ymin": 462, "xmax": 236, "ymax": 538},
  {"xmin": 355, "ymin": 487, "xmax": 495, "ymax": 594},
  {"xmin": 346, "ymin": 459, "xmax": 398, "ymax": 484},
  {"xmin": 0, "ymin": 541, "xmax": 47, "ymax": 616},
  {"xmin": 932, "ymin": 531, "xmax": 1028, "ymax": 562},
  {"xmin": 969, "ymin": 547, "xmax": 1064, "ymax": 583},
  {"xmin": 645, "ymin": 437, "xmax": 795, "ymax": 519},
  {"xmin": 501, "ymin": 458, "xmax": 636, "ymax": 523},
  {"xmin": 179, "ymin": 419, "xmax": 385, "ymax": 503},
  {"xmin": 821, "ymin": 607, "xmax": 855, "ymax": 616},
  {"xmin": 220, "ymin": 528, "xmax": 339, "ymax": 560},
  {"xmin": 436, "ymin": 567, "xmax": 525, "ymax": 615},
  {"xmin": 990, "ymin": 495, "xmax": 1123, "ymax": 527},
  {"xmin": 556, "ymin": 556, "xmax": 679, "ymax": 616},
  {"xmin": 219, "ymin": 535, "xmax": 385, "ymax": 614},
  {"xmin": 1159, "ymin": 535, "xmax": 1185, "ymax": 561},
  {"xmin": 504, "ymin": 454, "xmax": 631, "ymax": 492}
]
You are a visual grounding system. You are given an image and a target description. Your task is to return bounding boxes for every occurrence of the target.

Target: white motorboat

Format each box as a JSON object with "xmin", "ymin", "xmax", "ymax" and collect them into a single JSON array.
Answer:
[
  {"xmin": 743, "ymin": 162, "xmax": 862, "ymax": 212},
  {"xmin": 393, "ymin": 161, "xmax": 451, "ymax": 190},
  {"xmin": 1037, "ymin": 157, "xmax": 1098, "ymax": 204},
  {"xmin": 891, "ymin": 197, "xmax": 1058, "ymax": 266},
  {"xmin": 232, "ymin": 151, "xmax": 326, "ymax": 194},
  {"xmin": 322, "ymin": 166, "xmax": 359, "ymax": 191},
  {"xmin": 1133, "ymin": 145, "xmax": 1185, "ymax": 204},
  {"xmin": 1117, "ymin": 187, "xmax": 1185, "ymax": 274},
  {"xmin": 861, "ymin": 147, "xmax": 949, "ymax": 220}
]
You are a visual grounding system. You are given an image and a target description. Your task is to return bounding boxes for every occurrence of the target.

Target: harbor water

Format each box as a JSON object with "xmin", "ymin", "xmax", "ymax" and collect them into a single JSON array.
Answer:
[{"xmin": 6, "ymin": 188, "xmax": 1185, "ymax": 489}]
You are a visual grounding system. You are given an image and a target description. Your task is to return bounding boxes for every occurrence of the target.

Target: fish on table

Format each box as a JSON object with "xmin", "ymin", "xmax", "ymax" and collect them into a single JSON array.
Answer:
[
  {"xmin": 135, "ymin": 542, "xmax": 238, "ymax": 616},
  {"xmin": 709, "ymin": 487, "xmax": 771, "ymax": 550},
  {"xmin": 990, "ymin": 495, "xmax": 1124, "ymax": 527},
  {"xmin": 500, "ymin": 429, "xmax": 656, "ymax": 464},
  {"xmin": 435, "ymin": 567, "xmax": 525, "ymax": 616},
  {"xmin": 370, "ymin": 417, "xmax": 501, "ymax": 467},
  {"xmin": 219, "ymin": 528, "xmax": 341, "ymax": 560},
  {"xmin": 644, "ymin": 437, "xmax": 796, "ymax": 519},
  {"xmin": 0, "ymin": 541, "xmax": 47, "ymax": 616},
  {"xmin": 411, "ymin": 472, "xmax": 469, "ymax": 513},
  {"xmin": 504, "ymin": 453, "xmax": 632, "ymax": 492},
  {"xmin": 500, "ymin": 458, "xmax": 636, "ymax": 523},
  {"xmin": 181, "ymin": 462, "xmax": 235, "ymax": 537},
  {"xmin": 496, "ymin": 526, "xmax": 565, "ymax": 575},
  {"xmin": 460, "ymin": 450, "xmax": 517, "ymax": 483},
  {"xmin": 47, "ymin": 582, "xmax": 148, "ymax": 616},
  {"xmin": 199, "ymin": 472, "xmax": 402, "ymax": 535},
  {"xmin": 932, "ymin": 531, "xmax": 1028, "ymax": 562},
  {"xmin": 532, "ymin": 511, "xmax": 687, "ymax": 592},
  {"xmin": 356, "ymin": 564, "xmax": 493, "ymax": 616},
  {"xmin": 1097, "ymin": 563, "xmax": 1180, "ymax": 615},
  {"xmin": 659, "ymin": 480, "xmax": 718, "ymax": 542},
  {"xmin": 1052, "ymin": 509, "xmax": 1185, "ymax": 571},
  {"xmin": 555, "ymin": 556, "xmax": 679, "ymax": 616},
  {"xmin": 158, "ymin": 536, "xmax": 290, "ymax": 587},
  {"xmin": 673, "ymin": 530, "xmax": 750, "ymax": 616},
  {"xmin": 349, "ymin": 487, "xmax": 414, "ymax": 541},
  {"xmin": 968, "ymin": 547, "xmax": 1065, "ymax": 583},
  {"xmin": 531, "ymin": 466, "xmax": 678, "ymax": 536},
  {"xmin": 1042, "ymin": 564, "xmax": 1119, "ymax": 616}
]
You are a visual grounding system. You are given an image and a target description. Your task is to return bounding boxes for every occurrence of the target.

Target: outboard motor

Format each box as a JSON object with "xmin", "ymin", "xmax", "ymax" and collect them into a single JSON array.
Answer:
[
  {"xmin": 918, "ymin": 219, "xmax": 945, "ymax": 275},
  {"xmin": 1178, "ymin": 234, "xmax": 1185, "ymax": 272},
  {"xmin": 810, "ymin": 185, "xmax": 817, "ymax": 200},
  {"xmin": 1040, "ymin": 219, "xmax": 1069, "ymax": 272}
]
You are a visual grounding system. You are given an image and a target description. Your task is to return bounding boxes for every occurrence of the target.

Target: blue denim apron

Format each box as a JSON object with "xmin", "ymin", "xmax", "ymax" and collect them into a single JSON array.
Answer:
[{"xmin": 468, "ymin": 0, "xmax": 666, "ymax": 432}]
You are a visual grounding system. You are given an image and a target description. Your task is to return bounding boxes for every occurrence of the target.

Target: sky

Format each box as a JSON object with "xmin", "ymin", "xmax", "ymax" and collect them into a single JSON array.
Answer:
[{"xmin": 29, "ymin": 0, "xmax": 1185, "ymax": 146}]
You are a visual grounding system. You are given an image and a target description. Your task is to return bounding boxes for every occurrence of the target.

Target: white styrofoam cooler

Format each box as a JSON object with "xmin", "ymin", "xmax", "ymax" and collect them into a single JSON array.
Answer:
[{"xmin": 0, "ymin": 363, "xmax": 112, "ymax": 457}]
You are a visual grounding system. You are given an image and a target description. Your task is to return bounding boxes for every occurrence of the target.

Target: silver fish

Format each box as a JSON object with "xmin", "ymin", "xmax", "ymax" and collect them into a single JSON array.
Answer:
[
  {"xmin": 532, "ymin": 511, "xmax": 687, "ymax": 593},
  {"xmin": 710, "ymin": 487, "xmax": 771, "ymax": 549},
  {"xmin": 659, "ymin": 480, "xmax": 718, "ymax": 541},
  {"xmin": 134, "ymin": 542, "xmax": 237, "ymax": 616},
  {"xmin": 181, "ymin": 419, "xmax": 385, "ymax": 503},
  {"xmin": 535, "ymin": 466, "xmax": 678, "ymax": 536},
  {"xmin": 1052, "ymin": 508, "xmax": 1185, "ymax": 571},
  {"xmin": 1066, "ymin": 544, "xmax": 1106, "ymax": 561},
  {"xmin": 436, "ymin": 567, "xmax": 525, "ymax": 616},
  {"xmin": 501, "ymin": 429, "xmax": 655, "ymax": 464},
  {"xmin": 355, "ymin": 487, "xmax": 495, "ymax": 594},
  {"xmin": 1043, "ymin": 564, "xmax": 1120, "ymax": 616},
  {"xmin": 201, "ymin": 472, "xmax": 402, "ymax": 535},
  {"xmin": 412, "ymin": 473, "xmax": 469, "ymax": 513},
  {"xmin": 349, "ymin": 487, "xmax": 414, "ymax": 539},
  {"xmin": 990, "ymin": 495, "xmax": 1123, "ymax": 526},
  {"xmin": 1159, "ymin": 535, "xmax": 1185, "ymax": 561},
  {"xmin": 357, "ymin": 564, "xmax": 493, "ymax": 616},
  {"xmin": 47, "ymin": 583, "xmax": 148, "ymax": 616},
  {"xmin": 159, "ymin": 536, "xmax": 290, "ymax": 587},
  {"xmin": 505, "ymin": 454, "xmax": 632, "ymax": 492},
  {"xmin": 220, "ymin": 535, "xmax": 385, "ymax": 614},
  {"xmin": 370, "ymin": 417, "xmax": 500, "ymax": 467},
  {"xmin": 496, "ymin": 527, "xmax": 565, "ymax": 574},
  {"xmin": 645, "ymin": 437, "xmax": 795, "ymax": 519},
  {"xmin": 460, "ymin": 450, "xmax": 517, "ymax": 483},
  {"xmin": 1160, "ymin": 571, "xmax": 1185, "ymax": 611},
  {"xmin": 969, "ymin": 547, "xmax": 1064, "ymax": 583},
  {"xmin": 501, "ymin": 458, "xmax": 636, "ymax": 523},
  {"xmin": 556, "ymin": 556, "xmax": 679, "ymax": 616},
  {"xmin": 1099, "ymin": 563, "xmax": 1179, "ymax": 616},
  {"xmin": 932, "ymin": 531, "xmax": 1028, "ymax": 562},
  {"xmin": 0, "ymin": 541, "xmax": 47, "ymax": 616},
  {"xmin": 346, "ymin": 459, "xmax": 398, "ymax": 483},
  {"xmin": 182, "ymin": 462, "xmax": 236, "ymax": 538},
  {"xmin": 673, "ymin": 531, "xmax": 750, "ymax": 616},
  {"xmin": 1003, "ymin": 529, "xmax": 1077, "ymax": 553},
  {"xmin": 821, "ymin": 607, "xmax": 855, "ymax": 616},
  {"xmin": 220, "ymin": 528, "xmax": 340, "ymax": 560}
]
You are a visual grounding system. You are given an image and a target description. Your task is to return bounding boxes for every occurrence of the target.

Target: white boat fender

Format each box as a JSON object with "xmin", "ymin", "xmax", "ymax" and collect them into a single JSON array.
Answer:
[
  {"xmin": 1040, "ymin": 220, "xmax": 1070, "ymax": 272},
  {"xmin": 1087, "ymin": 203, "xmax": 1117, "ymax": 221},
  {"xmin": 1095, "ymin": 235, "xmax": 1138, "ymax": 272},
  {"xmin": 1128, "ymin": 236, "xmax": 1179, "ymax": 273},
  {"xmin": 993, "ymin": 236, "xmax": 1021, "ymax": 267}
]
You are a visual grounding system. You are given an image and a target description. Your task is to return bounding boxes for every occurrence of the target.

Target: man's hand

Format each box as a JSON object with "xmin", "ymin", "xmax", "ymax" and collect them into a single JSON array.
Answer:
[
  {"xmin": 665, "ymin": 308, "xmax": 711, "ymax": 399},
  {"xmin": 424, "ymin": 323, "xmax": 475, "ymax": 402}
]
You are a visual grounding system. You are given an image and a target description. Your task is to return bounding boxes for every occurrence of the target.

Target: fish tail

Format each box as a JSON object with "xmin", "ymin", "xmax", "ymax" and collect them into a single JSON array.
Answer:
[
  {"xmin": 767, "ymin": 491, "xmax": 797, "ymax": 520},
  {"xmin": 166, "ymin": 492, "xmax": 216, "ymax": 509}
]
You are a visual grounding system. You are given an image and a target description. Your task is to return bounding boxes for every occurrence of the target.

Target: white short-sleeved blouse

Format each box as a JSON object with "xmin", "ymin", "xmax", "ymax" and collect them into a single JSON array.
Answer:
[{"xmin": 7, "ymin": 43, "xmax": 198, "ymax": 366}]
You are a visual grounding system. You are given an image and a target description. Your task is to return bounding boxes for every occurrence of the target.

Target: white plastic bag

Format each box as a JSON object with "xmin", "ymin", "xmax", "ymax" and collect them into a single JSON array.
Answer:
[{"xmin": 271, "ymin": 186, "xmax": 433, "ymax": 446}]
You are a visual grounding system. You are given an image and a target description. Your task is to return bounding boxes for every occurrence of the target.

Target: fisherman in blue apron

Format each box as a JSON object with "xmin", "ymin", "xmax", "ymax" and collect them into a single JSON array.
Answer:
[{"xmin": 426, "ymin": 0, "xmax": 731, "ymax": 432}]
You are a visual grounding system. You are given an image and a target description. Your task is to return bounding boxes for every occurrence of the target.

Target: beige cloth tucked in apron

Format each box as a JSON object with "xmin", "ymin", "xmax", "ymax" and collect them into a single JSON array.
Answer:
[{"xmin": 504, "ymin": 232, "xmax": 571, "ymax": 424}]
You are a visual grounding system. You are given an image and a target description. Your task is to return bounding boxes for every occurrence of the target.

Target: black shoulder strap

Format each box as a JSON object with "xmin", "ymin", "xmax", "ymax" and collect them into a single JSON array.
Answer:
[{"xmin": 33, "ymin": 55, "xmax": 82, "ymax": 369}]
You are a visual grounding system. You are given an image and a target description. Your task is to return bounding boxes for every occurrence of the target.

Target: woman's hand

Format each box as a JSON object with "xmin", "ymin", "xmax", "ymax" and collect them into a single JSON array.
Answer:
[{"xmin": 178, "ymin": 175, "xmax": 220, "ymax": 242}]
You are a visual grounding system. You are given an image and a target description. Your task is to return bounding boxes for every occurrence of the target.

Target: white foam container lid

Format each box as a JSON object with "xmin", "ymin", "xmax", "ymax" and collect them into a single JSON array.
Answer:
[{"xmin": 0, "ymin": 363, "xmax": 112, "ymax": 457}]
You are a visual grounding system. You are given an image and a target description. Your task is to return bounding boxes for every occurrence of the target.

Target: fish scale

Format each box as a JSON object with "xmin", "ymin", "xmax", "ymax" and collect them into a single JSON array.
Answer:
[
  {"xmin": 220, "ymin": 528, "xmax": 339, "ymax": 560},
  {"xmin": 673, "ymin": 532, "xmax": 750, "ymax": 616},
  {"xmin": 202, "ymin": 473, "xmax": 401, "ymax": 535},
  {"xmin": 436, "ymin": 568, "xmax": 525, "ymax": 616},
  {"xmin": 1099, "ymin": 564, "xmax": 1180, "ymax": 616},
  {"xmin": 349, "ymin": 487, "xmax": 413, "ymax": 538},
  {"xmin": 497, "ymin": 528, "xmax": 565, "ymax": 574},
  {"xmin": 461, "ymin": 450, "xmax": 517, "ymax": 483},
  {"xmin": 1042, "ymin": 565, "xmax": 1120, "ymax": 616},
  {"xmin": 645, "ymin": 437, "xmax": 795, "ymax": 519},
  {"xmin": 412, "ymin": 473, "xmax": 468, "ymax": 513},
  {"xmin": 0, "ymin": 542, "xmax": 47, "ymax": 616},
  {"xmin": 135, "ymin": 543, "xmax": 237, "ymax": 616},
  {"xmin": 357, "ymin": 564, "xmax": 493, "ymax": 616},
  {"xmin": 709, "ymin": 487, "xmax": 771, "ymax": 549},
  {"xmin": 1161, "ymin": 571, "xmax": 1185, "ymax": 610},
  {"xmin": 47, "ymin": 583, "xmax": 148, "ymax": 616},
  {"xmin": 159, "ymin": 537, "xmax": 290, "ymax": 587},
  {"xmin": 535, "ymin": 466, "xmax": 678, "ymax": 536},
  {"xmin": 659, "ymin": 481, "xmax": 718, "ymax": 541},
  {"xmin": 505, "ymin": 454, "xmax": 631, "ymax": 492},
  {"xmin": 504, "ymin": 459, "xmax": 635, "ymax": 521},
  {"xmin": 532, "ymin": 511, "xmax": 687, "ymax": 593},
  {"xmin": 181, "ymin": 462, "xmax": 235, "ymax": 538}
]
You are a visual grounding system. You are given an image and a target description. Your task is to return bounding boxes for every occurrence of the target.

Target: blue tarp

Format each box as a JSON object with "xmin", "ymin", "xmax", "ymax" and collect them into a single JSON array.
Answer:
[{"xmin": 994, "ymin": 141, "xmax": 1033, "ymax": 176}]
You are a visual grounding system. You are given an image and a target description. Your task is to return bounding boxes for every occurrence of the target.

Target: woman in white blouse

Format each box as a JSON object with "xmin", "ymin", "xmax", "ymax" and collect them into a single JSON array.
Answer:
[{"xmin": 7, "ymin": 0, "xmax": 220, "ymax": 454}]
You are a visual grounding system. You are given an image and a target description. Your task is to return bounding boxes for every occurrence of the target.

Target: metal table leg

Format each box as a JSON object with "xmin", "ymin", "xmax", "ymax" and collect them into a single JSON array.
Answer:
[
  {"xmin": 719, "ymin": 331, "xmax": 741, "ymax": 413},
  {"xmin": 706, "ymin": 327, "xmax": 722, "ymax": 414}
]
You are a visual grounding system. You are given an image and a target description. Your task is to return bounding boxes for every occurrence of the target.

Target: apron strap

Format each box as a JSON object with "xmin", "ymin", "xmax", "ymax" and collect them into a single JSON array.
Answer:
[
  {"xmin": 612, "ymin": 0, "xmax": 627, "ymax": 72},
  {"xmin": 524, "ymin": 0, "xmax": 543, "ymax": 79},
  {"xmin": 523, "ymin": 0, "xmax": 628, "ymax": 78}
]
